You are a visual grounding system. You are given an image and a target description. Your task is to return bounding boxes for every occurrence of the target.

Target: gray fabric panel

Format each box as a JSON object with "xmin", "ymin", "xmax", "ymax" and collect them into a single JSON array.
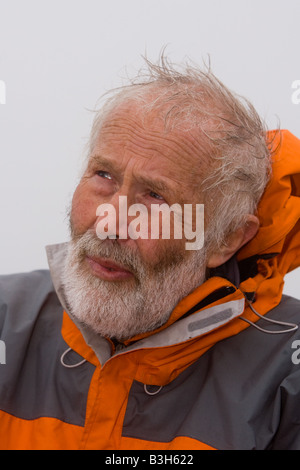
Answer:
[
  {"xmin": 0, "ymin": 270, "xmax": 95, "ymax": 426},
  {"xmin": 122, "ymin": 295, "xmax": 300, "ymax": 450}
]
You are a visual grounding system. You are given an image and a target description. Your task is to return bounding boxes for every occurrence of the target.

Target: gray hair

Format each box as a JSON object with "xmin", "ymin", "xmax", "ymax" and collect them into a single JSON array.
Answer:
[{"xmin": 87, "ymin": 54, "xmax": 275, "ymax": 252}]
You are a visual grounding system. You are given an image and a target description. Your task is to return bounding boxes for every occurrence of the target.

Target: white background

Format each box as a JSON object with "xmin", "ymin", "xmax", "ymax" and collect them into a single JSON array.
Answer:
[{"xmin": 0, "ymin": 0, "xmax": 299, "ymax": 297}]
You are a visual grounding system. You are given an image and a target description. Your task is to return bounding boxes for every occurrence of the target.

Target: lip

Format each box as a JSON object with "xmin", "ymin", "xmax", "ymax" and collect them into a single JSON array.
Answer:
[{"xmin": 85, "ymin": 255, "xmax": 134, "ymax": 281}]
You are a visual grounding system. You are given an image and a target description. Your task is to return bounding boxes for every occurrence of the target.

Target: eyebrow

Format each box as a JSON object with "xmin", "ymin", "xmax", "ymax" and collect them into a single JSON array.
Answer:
[
  {"xmin": 90, "ymin": 154, "xmax": 172, "ymax": 195},
  {"xmin": 89, "ymin": 154, "xmax": 122, "ymax": 174},
  {"xmin": 135, "ymin": 175, "xmax": 170, "ymax": 194}
]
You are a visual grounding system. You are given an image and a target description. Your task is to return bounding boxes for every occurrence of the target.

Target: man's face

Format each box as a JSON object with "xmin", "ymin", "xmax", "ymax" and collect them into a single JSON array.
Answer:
[{"xmin": 63, "ymin": 102, "xmax": 208, "ymax": 340}]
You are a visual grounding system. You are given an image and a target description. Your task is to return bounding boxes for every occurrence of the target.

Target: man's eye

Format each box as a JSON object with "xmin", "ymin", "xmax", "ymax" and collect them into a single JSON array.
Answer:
[
  {"xmin": 149, "ymin": 191, "xmax": 164, "ymax": 200},
  {"xmin": 96, "ymin": 170, "xmax": 112, "ymax": 180}
]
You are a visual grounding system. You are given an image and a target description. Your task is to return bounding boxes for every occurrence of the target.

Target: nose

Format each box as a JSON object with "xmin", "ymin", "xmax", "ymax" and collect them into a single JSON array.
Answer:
[{"xmin": 94, "ymin": 191, "xmax": 132, "ymax": 241}]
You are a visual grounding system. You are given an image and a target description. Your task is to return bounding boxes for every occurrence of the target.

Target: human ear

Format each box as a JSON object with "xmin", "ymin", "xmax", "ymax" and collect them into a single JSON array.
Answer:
[{"xmin": 206, "ymin": 215, "xmax": 259, "ymax": 268}]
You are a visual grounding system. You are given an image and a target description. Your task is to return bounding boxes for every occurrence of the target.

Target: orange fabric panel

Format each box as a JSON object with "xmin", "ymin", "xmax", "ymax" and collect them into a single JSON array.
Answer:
[
  {"xmin": 120, "ymin": 436, "xmax": 215, "ymax": 450},
  {"xmin": 0, "ymin": 410, "xmax": 83, "ymax": 450},
  {"xmin": 61, "ymin": 311, "xmax": 99, "ymax": 366}
]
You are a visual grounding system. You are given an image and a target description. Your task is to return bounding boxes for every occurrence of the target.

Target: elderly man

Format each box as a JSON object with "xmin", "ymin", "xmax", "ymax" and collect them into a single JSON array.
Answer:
[{"xmin": 1, "ymin": 57, "xmax": 300, "ymax": 450}]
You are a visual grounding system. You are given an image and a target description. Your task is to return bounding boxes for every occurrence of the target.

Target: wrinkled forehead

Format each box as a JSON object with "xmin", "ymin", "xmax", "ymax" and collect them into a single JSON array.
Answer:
[{"xmin": 92, "ymin": 96, "xmax": 212, "ymax": 175}]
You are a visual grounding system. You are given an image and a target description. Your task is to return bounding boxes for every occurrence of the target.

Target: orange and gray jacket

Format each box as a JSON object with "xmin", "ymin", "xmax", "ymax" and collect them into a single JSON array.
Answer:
[{"xmin": 0, "ymin": 130, "xmax": 300, "ymax": 450}]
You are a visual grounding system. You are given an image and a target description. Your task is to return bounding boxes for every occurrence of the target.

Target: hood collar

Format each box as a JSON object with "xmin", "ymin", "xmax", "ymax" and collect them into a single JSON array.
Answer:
[{"xmin": 46, "ymin": 242, "xmax": 246, "ymax": 365}]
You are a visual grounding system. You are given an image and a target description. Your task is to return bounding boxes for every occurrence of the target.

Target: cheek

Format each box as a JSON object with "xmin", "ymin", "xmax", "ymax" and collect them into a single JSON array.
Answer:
[
  {"xmin": 135, "ymin": 237, "xmax": 186, "ymax": 268},
  {"xmin": 71, "ymin": 184, "xmax": 99, "ymax": 236}
]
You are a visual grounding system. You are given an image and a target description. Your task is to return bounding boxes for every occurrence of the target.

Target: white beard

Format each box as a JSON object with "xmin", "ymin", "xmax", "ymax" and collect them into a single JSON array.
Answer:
[{"xmin": 62, "ymin": 230, "xmax": 207, "ymax": 341}]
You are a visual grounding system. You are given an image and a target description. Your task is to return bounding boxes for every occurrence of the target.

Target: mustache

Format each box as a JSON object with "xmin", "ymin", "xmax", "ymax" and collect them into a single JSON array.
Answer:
[
  {"xmin": 71, "ymin": 229, "xmax": 145, "ymax": 277},
  {"xmin": 70, "ymin": 228, "xmax": 189, "ymax": 279}
]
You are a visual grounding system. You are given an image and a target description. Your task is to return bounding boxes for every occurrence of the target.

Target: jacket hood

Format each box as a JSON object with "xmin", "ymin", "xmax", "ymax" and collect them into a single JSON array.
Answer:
[
  {"xmin": 232, "ymin": 129, "xmax": 300, "ymax": 323},
  {"xmin": 238, "ymin": 129, "xmax": 300, "ymax": 276}
]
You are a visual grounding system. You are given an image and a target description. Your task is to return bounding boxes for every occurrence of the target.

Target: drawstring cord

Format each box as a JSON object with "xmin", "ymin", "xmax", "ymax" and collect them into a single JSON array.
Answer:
[
  {"xmin": 60, "ymin": 347, "xmax": 87, "ymax": 368},
  {"xmin": 240, "ymin": 297, "xmax": 298, "ymax": 335},
  {"xmin": 60, "ymin": 347, "xmax": 163, "ymax": 396},
  {"xmin": 60, "ymin": 347, "xmax": 163, "ymax": 395},
  {"xmin": 144, "ymin": 384, "xmax": 163, "ymax": 396}
]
